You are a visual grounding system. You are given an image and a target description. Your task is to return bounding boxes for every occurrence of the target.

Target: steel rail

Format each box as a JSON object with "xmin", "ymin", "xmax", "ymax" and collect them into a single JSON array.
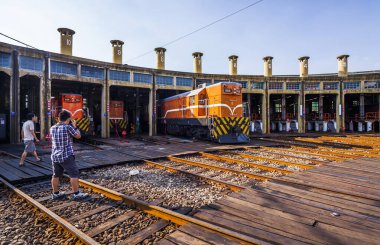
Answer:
[
  {"xmin": 258, "ymin": 147, "xmax": 346, "ymax": 162},
  {"xmin": 312, "ymin": 146, "xmax": 380, "ymax": 157},
  {"xmin": 143, "ymin": 159, "xmax": 245, "ymax": 191},
  {"xmin": 294, "ymin": 137, "xmax": 371, "ymax": 149},
  {"xmin": 167, "ymin": 155, "xmax": 380, "ymax": 201},
  {"xmin": 246, "ymin": 147, "xmax": 328, "ymax": 165},
  {"xmin": 290, "ymin": 146, "xmax": 360, "ymax": 159},
  {"xmin": 167, "ymin": 156, "xmax": 270, "ymax": 181},
  {"xmin": 202, "ymin": 151, "xmax": 314, "ymax": 169},
  {"xmin": 0, "ymin": 151, "xmax": 257, "ymax": 243},
  {"xmin": 0, "ymin": 177, "xmax": 100, "ymax": 245},
  {"xmin": 77, "ymin": 178, "xmax": 262, "ymax": 244},
  {"xmin": 199, "ymin": 152, "xmax": 293, "ymax": 174}
]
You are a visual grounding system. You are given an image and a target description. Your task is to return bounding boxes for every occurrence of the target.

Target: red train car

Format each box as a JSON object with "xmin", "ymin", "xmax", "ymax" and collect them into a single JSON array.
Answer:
[
  {"xmin": 109, "ymin": 100, "xmax": 124, "ymax": 119},
  {"xmin": 51, "ymin": 94, "xmax": 90, "ymax": 132},
  {"xmin": 109, "ymin": 100, "xmax": 128, "ymax": 132}
]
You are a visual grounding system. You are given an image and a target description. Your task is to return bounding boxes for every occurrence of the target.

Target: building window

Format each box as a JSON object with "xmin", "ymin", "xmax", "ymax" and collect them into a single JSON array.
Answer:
[
  {"xmin": 275, "ymin": 103, "xmax": 282, "ymax": 113},
  {"xmin": 156, "ymin": 76, "xmax": 174, "ymax": 86},
  {"xmin": 19, "ymin": 56, "xmax": 43, "ymax": 71},
  {"xmin": 344, "ymin": 81, "xmax": 360, "ymax": 90},
  {"xmin": 352, "ymin": 100, "xmax": 359, "ymax": 106},
  {"xmin": 109, "ymin": 70, "xmax": 130, "ymax": 81},
  {"xmin": 196, "ymin": 79, "xmax": 212, "ymax": 87},
  {"xmin": 311, "ymin": 101, "xmax": 318, "ymax": 112},
  {"xmin": 235, "ymin": 81, "xmax": 248, "ymax": 89},
  {"xmin": 286, "ymin": 83, "xmax": 300, "ymax": 90},
  {"xmin": 0, "ymin": 52, "xmax": 11, "ymax": 68},
  {"xmin": 214, "ymin": 80, "xmax": 228, "ymax": 84},
  {"xmin": 268, "ymin": 82, "xmax": 283, "ymax": 90},
  {"xmin": 134, "ymin": 73, "xmax": 152, "ymax": 84},
  {"xmin": 364, "ymin": 81, "xmax": 380, "ymax": 89},
  {"xmin": 305, "ymin": 82, "xmax": 320, "ymax": 90},
  {"xmin": 251, "ymin": 82, "xmax": 264, "ymax": 90},
  {"xmin": 323, "ymin": 82, "xmax": 339, "ymax": 90},
  {"xmin": 51, "ymin": 61, "xmax": 77, "ymax": 76},
  {"xmin": 81, "ymin": 66, "xmax": 104, "ymax": 79},
  {"xmin": 176, "ymin": 77, "xmax": 192, "ymax": 87}
]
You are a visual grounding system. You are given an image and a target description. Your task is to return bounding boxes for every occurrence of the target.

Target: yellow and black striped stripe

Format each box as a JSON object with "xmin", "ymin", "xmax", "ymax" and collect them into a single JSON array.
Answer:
[
  {"xmin": 212, "ymin": 116, "xmax": 250, "ymax": 139},
  {"xmin": 76, "ymin": 117, "xmax": 90, "ymax": 133},
  {"xmin": 110, "ymin": 119, "xmax": 128, "ymax": 130}
]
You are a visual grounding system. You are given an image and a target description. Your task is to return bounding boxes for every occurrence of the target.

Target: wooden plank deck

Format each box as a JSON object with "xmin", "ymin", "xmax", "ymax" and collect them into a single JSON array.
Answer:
[
  {"xmin": 165, "ymin": 158, "xmax": 380, "ymax": 244},
  {"xmin": 0, "ymin": 137, "xmax": 251, "ymax": 183}
]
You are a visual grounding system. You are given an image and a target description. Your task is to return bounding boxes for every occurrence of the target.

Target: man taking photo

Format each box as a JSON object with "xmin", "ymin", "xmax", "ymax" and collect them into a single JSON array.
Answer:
[{"xmin": 50, "ymin": 110, "xmax": 88, "ymax": 200}]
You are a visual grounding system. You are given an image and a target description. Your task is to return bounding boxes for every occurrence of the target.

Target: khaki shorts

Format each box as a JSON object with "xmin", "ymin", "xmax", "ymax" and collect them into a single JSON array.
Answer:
[{"xmin": 24, "ymin": 140, "xmax": 36, "ymax": 153}]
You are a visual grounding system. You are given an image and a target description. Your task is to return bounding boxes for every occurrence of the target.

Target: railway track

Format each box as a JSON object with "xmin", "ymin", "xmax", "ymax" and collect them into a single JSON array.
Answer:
[
  {"xmin": 0, "ymin": 152, "xmax": 260, "ymax": 244},
  {"xmin": 1, "ymin": 135, "xmax": 379, "ymax": 244}
]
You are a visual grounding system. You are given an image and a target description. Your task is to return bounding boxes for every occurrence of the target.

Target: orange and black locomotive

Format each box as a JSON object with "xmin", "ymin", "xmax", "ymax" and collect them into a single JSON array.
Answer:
[{"xmin": 160, "ymin": 82, "xmax": 250, "ymax": 143}]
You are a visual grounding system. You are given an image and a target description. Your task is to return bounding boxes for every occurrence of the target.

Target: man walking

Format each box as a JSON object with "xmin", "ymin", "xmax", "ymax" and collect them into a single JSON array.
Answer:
[
  {"xmin": 50, "ymin": 110, "xmax": 88, "ymax": 200},
  {"xmin": 20, "ymin": 113, "xmax": 41, "ymax": 166}
]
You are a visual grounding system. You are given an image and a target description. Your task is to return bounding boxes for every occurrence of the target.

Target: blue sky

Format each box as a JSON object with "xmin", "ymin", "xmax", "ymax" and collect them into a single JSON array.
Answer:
[{"xmin": 0, "ymin": 0, "xmax": 379, "ymax": 75}]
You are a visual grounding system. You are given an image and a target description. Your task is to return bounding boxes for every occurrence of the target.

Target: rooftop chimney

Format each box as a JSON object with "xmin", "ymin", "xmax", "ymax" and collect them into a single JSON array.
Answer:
[
  {"xmin": 155, "ymin": 47, "xmax": 166, "ymax": 70},
  {"xmin": 298, "ymin": 56, "xmax": 310, "ymax": 78},
  {"xmin": 110, "ymin": 40, "xmax": 124, "ymax": 64},
  {"xmin": 337, "ymin": 54, "xmax": 349, "ymax": 77},
  {"xmin": 192, "ymin": 52, "xmax": 203, "ymax": 73},
  {"xmin": 263, "ymin": 56, "xmax": 273, "ymax": 77},
  {"xmin": 57, "ymin": 28, "xmax": 75, "ymax": 56},
  {"xmin": 229, "ymin": 55, "xmax": 238, "ymax": 75}
]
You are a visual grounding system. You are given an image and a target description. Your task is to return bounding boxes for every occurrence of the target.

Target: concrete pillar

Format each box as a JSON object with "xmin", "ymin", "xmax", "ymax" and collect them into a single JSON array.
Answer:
[
  {"xmin": 110, "ymin": 40, "xmax": 124, "ymax": 64},
  {"xmin": 336, "ymin": 93, "xmax": 342, "ymax": 133},
  {"xmin": 337, "ymin": 54, "xmax": 349, "ymax": 77},
  {"xmin": 148, "ymin": 88, "xmax": 157, "ymax": 136},
  {"xmin": 101, "ymin": 84, "xmax": 109, "ymax": 138},
  {"xmin": 376, "ymin": 94, "xmax": 380, "ymax": 121},
  {"xmin": 57, "ymin": 28, "xmax": 75, "ymax": 56},
  {"xmin": 192, "ymin": 52, "xmax": 203, "ymax": 73},
  {"xmin": 42, "ymin": 55, "xmax": 53, "ymax": 140},
  {"xmin": 298, "ymin": 56, "xmax": 309, "ymax": 78},
  {"xmin": 246, "ymin": 93, "xmax": 251, "ymax": 118},
  {"xmin": 263, "ymin": 56, "xmax": 273, "ymax": 77},
  {"xmin": 265, "ymin": 87, "xmax": 271, "ymax": 134},
  {"xmin": 360, "ymin": 94, "xmax": 365, "ymax": 119},
  {"xmin": 155, "ymin": 47, "xmax": 166, "ymax": 70},
  {"xmin": 136, "ymin": 88, "xmax": 141, "ymax": 134},
  {"xmin": 10, "ymin": 50, "xmax": 20, "ymax": 143},
  {"xmin": 262, "ymin": 92, "xmax": 268, "ymax": 134},
  {"xmin": 319, "ymin": 94, "xmax": 324, "ymax": 120},
  {"xmin": 281, "ymin": 94, "xmax": 286, "ymax": 120},
  {"xmin": 228, "ymin": 55, "xmax": 238, "ymax": 75},
  {"xmin": 297, "ymin": 94, "xmax": 303, "ymax": 133}
]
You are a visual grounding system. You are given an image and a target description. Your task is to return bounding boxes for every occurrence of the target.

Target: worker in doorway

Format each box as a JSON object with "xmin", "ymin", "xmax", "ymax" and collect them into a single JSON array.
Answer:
[
  {"xmin": 50, "ymin": 110, "xmax": 88, "ymax": 200},
  {"xmin": 19, "ymin": 113, "xmax": 41, "ymax": 166},
  {"xmin": 129, "ymin": 122, "xmax": 136, "ymax": 135}
]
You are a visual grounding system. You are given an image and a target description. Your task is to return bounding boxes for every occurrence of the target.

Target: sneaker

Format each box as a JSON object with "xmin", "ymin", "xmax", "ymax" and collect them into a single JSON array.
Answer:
[
  {"xmin": 51, "ymin": 191, "xmax": 66, "ymax": 200},
  {"xmin": 73, "ymin": 192, "xmax": 89, "ymax": 199}
]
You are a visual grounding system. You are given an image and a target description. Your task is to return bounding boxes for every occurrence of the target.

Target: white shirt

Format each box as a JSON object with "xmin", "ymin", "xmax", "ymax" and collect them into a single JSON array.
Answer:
[{"xmin": 23, "ymin": 120, "xmax": 35, "ymax": 141}]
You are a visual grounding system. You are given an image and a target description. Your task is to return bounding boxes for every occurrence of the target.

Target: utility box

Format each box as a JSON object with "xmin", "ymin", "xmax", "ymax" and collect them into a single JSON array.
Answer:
[{"xmin": 0, "ymin": 114, "xmax": 6, "ymax": 140}]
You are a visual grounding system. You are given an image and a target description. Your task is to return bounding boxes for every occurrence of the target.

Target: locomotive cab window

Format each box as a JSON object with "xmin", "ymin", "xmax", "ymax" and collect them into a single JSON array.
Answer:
[
  {"xmin": 224, "ymin": 86, "xmax": 232, "ymax": 93},
  {"xmin": 190, "ymin": 96, "xmax": 195, "ymax": 105},
  {"xmin": 199, "ymin": 94, "xmax": 205, "ymax": 105}
]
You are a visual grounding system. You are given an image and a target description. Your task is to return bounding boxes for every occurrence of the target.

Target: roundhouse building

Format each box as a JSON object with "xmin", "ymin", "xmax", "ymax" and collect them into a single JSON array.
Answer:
[{"xmin": 0, "ymin": 28, "xmax": 379, "ymax": 143}]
